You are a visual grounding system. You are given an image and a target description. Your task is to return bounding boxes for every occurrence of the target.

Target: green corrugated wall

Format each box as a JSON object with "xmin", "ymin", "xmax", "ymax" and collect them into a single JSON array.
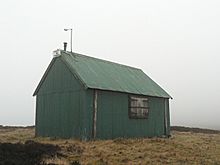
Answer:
[
  {"xmin": 96, "ymin": 90, "xmax": 169, "ymax": 139},
  {"xmin": 36, "ymin": 58, "xmax": 86, "ymax": 138},
  {"xmin": 80, "ymin": 89, "xmax": 93, "ymax": 140}
]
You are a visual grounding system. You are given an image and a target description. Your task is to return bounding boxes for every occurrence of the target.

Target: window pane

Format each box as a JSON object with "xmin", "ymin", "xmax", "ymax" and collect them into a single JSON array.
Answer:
[
  {"xmin": 143, "ymin": 108, "xmax": 149, "ymax": 116},
  {"xmin": 130, "ymin": 108, "xmax": 137, "ymax": 114},
  {"xmin": 143, "ymin": 100, "xmax": 148, "ymax": 107},
  {"xmin": 130, "ymin": 96, "xmax": 148, "ymax": 108},
  {"xmin": 130, "ymin": 99, "xmax": 138, "ymax": 107},
  {"xmin": 130, "ymin": 107, "xmax": 149, "ymax": 118}
]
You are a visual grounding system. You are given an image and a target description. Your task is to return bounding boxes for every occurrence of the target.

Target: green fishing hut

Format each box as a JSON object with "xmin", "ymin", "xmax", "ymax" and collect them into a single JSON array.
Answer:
[{"xmin": 33, "ymin": 49, "xmax": 172, "ymax": 140}]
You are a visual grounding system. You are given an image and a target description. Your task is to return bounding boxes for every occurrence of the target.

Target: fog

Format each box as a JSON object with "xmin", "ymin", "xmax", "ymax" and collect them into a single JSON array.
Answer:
[{"xmin": 0, "ymin": 0, "xmax": 219, "ymax": 130}]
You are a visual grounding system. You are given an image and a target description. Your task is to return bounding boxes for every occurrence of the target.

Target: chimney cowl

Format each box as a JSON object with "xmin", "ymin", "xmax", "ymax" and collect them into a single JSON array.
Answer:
[{"xmin": 63, "ymin": 42, "xmax": 67, "ymax": 51}]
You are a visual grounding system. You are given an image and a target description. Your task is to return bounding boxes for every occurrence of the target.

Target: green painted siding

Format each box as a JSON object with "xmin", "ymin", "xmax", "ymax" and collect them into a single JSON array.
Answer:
[
  {"xmin": 38, "ymin": 58, "xmax": 82, "ymax": 95},
  {"xmin": 80, "ymin": 89, "xmax": 93, "ymax": 140},
  {"xmin": 96, "ymin": 90, "xmax": 168, "ymax": 139},
  {"xmin": 36, "ymin": 58, "xmax": 86, "ymax": 138}
]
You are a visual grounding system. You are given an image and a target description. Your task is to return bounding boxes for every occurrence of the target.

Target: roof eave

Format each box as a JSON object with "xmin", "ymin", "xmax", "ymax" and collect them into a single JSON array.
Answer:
[{"xmin": 86, "ymin": 87, "xmax": 172, "ymax": 99}]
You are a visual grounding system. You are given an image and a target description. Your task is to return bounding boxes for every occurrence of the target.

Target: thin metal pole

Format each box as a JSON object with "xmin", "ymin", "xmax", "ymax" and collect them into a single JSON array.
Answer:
[
  {"xmin": 70, "ymin": 29, "xmax": 72, "ymax": 52},
  {"xmin": 93, "ymin": 90, "xmax": 98, "ymax": 139},
  {"xmin": 164, "ymin": 99, "xmax": 168, "ymax": 136},
  {"xmin": 64, "ymin": 28, "xmax": 73, "ymax": 52}
]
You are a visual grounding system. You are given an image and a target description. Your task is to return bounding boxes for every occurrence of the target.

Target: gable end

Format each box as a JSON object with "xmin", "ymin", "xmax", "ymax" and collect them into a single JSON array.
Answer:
[{"xmin": 33, "ymin": 57, "xmax": 87, "ymax": 96}]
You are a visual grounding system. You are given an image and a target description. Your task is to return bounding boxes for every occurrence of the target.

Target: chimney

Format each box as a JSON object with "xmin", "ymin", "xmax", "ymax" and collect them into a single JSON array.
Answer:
[{"xmin": 63, "ymin": 42, "xmax": 67, "ymax": 51}]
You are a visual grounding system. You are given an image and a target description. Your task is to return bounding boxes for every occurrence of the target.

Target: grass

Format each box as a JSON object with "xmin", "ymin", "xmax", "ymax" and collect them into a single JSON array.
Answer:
[{"xmin": 0, "ymin": 127, "xmax": 220, "ymax": 164}]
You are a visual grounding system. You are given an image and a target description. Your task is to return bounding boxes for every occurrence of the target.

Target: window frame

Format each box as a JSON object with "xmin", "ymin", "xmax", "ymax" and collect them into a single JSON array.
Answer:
[{"xmin": 128, "ymin": 95, "xmax": 150, "ymax": 119}]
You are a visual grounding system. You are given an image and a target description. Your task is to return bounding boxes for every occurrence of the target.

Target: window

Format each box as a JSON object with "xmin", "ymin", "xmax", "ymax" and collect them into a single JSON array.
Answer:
[{"xmin": 129, "ymin": 96, "xmax": 149, "ymax": 119}]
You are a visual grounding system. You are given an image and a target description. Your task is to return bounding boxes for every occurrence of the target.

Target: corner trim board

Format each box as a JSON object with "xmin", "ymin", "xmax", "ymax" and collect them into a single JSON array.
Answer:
[
  {"xmin": 164, "ymin": 99, "xmax": 168, "ymax": 136},
  {"xmin": 92, "ymin": 90, "xmax": 98, "ymax": 139}
]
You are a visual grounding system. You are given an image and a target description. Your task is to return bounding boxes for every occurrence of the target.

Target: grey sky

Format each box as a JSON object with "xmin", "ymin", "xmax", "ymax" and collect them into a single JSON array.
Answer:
[{"xmin": 0, "ymin": 0, "xmax": 219, "ymax": 130}]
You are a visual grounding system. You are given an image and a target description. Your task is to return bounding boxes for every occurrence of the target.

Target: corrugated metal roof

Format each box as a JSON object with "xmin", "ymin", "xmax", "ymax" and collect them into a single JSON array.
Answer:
[{"xmin": 59, "ymin": 51, "xmax": 171, "ymax": 98}]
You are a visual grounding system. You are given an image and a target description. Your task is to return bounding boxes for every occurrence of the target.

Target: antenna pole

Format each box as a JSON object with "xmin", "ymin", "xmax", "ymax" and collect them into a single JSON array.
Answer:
[
  {"xmin": 70, "ymin": 29, "xmax": 72, "ymax": 52},
  {"xmin": 64, "ymin": 28, "xmax": 73, "ymax": 52}
]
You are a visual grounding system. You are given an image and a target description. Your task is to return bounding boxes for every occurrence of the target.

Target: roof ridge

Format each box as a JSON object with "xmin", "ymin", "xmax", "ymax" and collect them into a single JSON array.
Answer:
[{"xmin": 62, "ymin": 51, "xmax": 141, "ymax": 71}]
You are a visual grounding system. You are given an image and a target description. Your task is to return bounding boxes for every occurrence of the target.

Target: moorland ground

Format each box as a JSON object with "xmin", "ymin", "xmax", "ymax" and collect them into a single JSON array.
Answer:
[{"xmin": 0, "ymin": 126, "xmax": 220, "ymax": 165}]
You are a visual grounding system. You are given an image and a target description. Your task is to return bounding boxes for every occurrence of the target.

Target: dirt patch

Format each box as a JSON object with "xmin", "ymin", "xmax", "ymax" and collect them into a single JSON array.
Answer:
[
  {"xmin": 65, "ymin": 144, "xmax": 84, "ymax": 154},
  {"xmin": 0, "ymin": 140, "xmax": 62, "ymax": 165}
]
